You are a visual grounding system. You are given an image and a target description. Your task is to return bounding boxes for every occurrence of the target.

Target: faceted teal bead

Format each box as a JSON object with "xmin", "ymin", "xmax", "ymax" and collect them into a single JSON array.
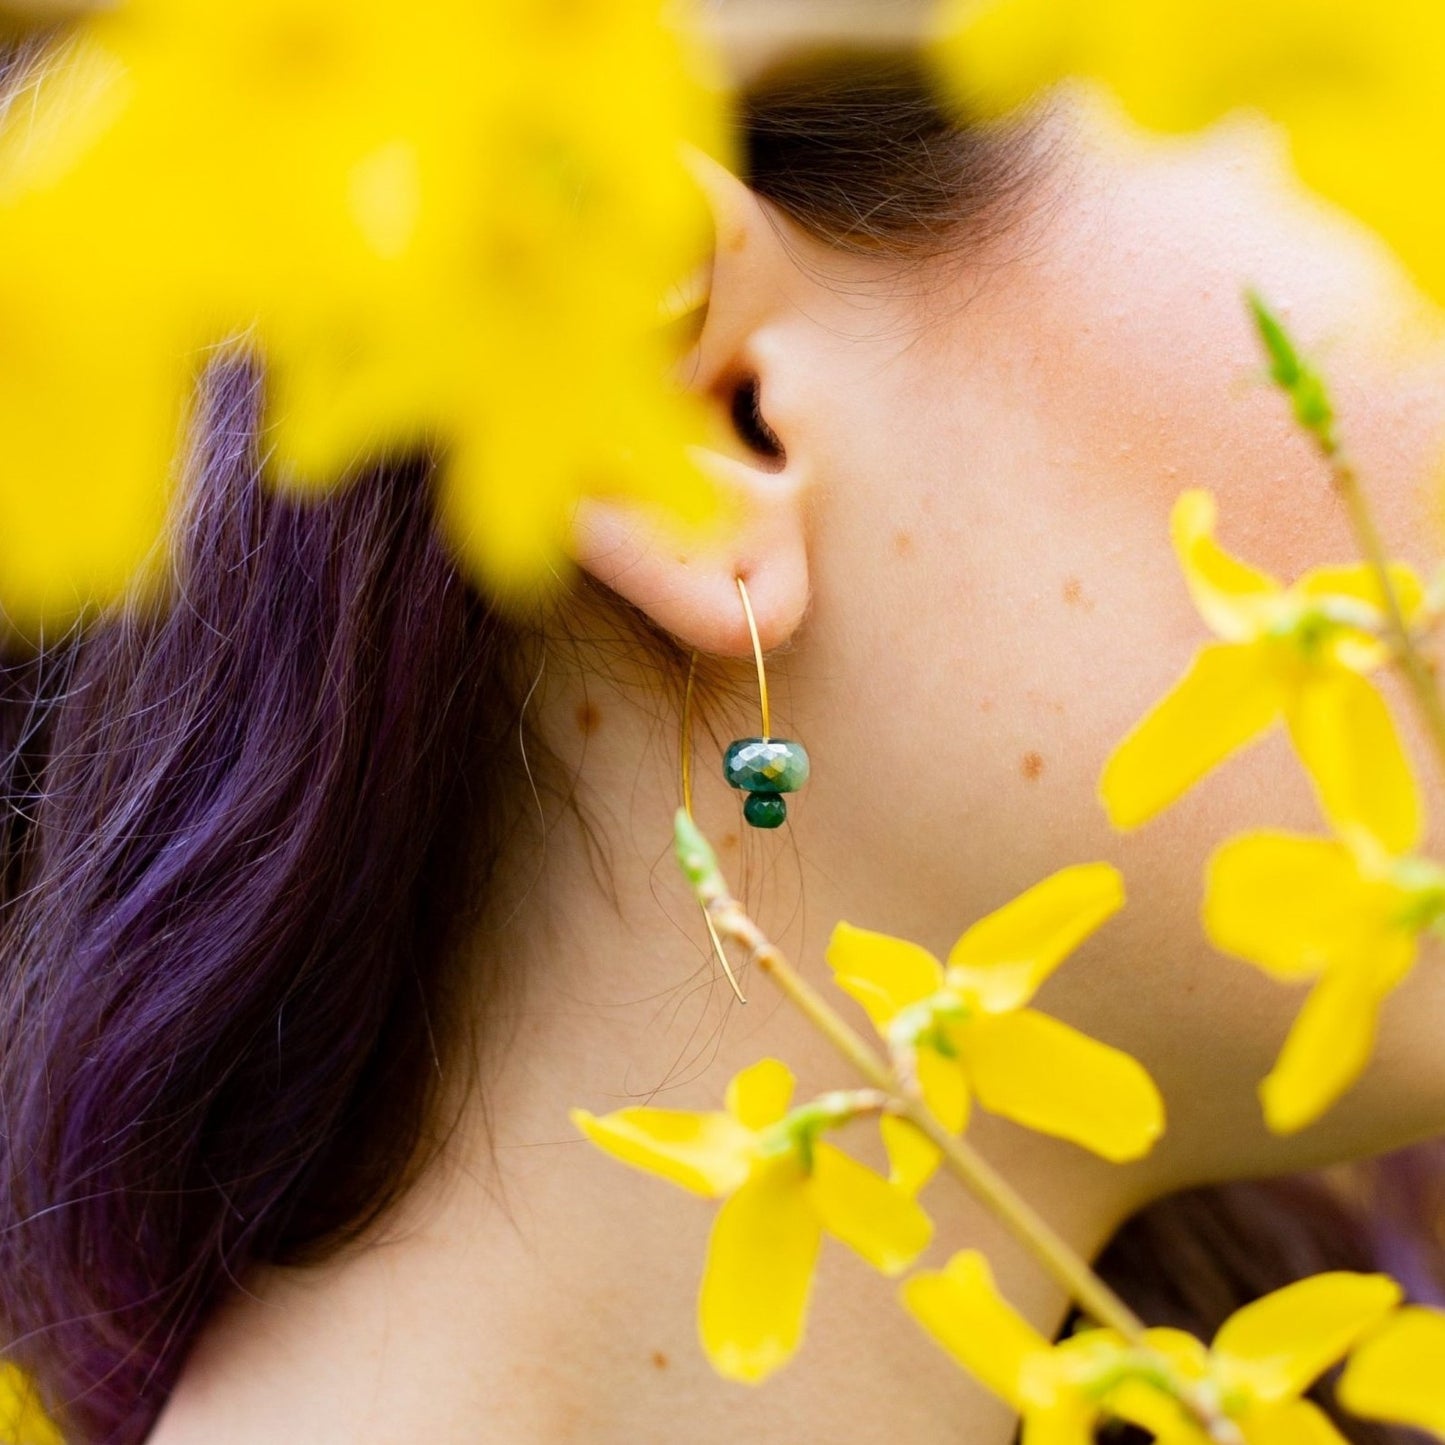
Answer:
[
  {"xmin": 722, "ymin": 738, "xmax": 810, "ymax": 794},
  {"xmin": 743, "ymin": 793, "xmax": 787, "ymax": 829}
]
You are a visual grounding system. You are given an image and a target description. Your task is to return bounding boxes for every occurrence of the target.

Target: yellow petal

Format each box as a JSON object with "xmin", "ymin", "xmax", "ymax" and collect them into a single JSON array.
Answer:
[
  {"xmin": 1283, "ymin": 667, "xmax": 1423, "ymax": 856},
  {"xmin": 1021, "ymin": 1399, "xmax": 1100, "ymax": 1445},
  {"xmin": 1108, "ymin": 1384, "xmax": 1212, "ymax": 1445},
  {"xmin": 1202, "ymin": 831, "xmax": 1398, "ymax": 983},
  {"xmin": 918, "ymin": 1042, "xmax": 971, "ymax": 1133},
  {"xmin": 961, "ymin": 1010, "xmax": 1165, "ymax": 1162},
  {"xmin": 1214, "ymin": 1271, "xmax": 1401, "ymax": 1404},
  {"xmin": 1027, "ymin": 1330, "xmax": 1150, "ymax": 1445},
  {"xmin": 928, "ymin": 0, "xmax": 1445, "ymax": 307},
  {"xmin": 0, "ymin": 329, "xmax": 184, "ymax": 630},
  {"xmin": 570, "ymin": 1106, "xmax": 753, "ymax": 1197},
  {"xmin": 1116, "ymin": 1332, "xmax": 1219, "ymax": 1442},
  {"xmin": 698, "ymin": 1155, "xmax": 822, "ymax": 1384},
  {"xmin": 1338, "ymin": 1307, "xmax": 1445, "ymax": 1436},
  {"xmin": 881, "ymin": 1046, "xmax": 972, "ymax": 1195},
  {"xmin": 1240, "ymin": 1399, "xmax": 1351, "ymax": 1445},
  {"xmin": 806, "ymin": 1140, "xmax": 933, "ymax": 1274},
  {"xmin": 0, "ymin": 1362, "xmax": 64, "ymax": 1445},
  {"xmin": 1294, "ymin": 560, "xmax": 1426, "ymax": 629},
  {"xmin": 1259, "ymin": 965, "xmax": 1411, "ymax": 1135},
  {"xmin": 880, "ymin": 1114, "xmax": 939, "ymax": 1199},
  {"xmin": 946, "ymin": 863, "xmax": 1126, "ymax": 1011},
  {"xmin": 1099, "ymin": 641, "xmax": 1286, "ymax": 830},
  {"xmin": 826, "ymin": 921, "xmax": 943, "ymax": 1029},
  {"xmin": 901, "ymin": 1250, "xmax": 1051, "ymax": 1409},
  {"xmin": 928, "ymin": 0, "xmax": 1079, "ymax": 119},
  {"xmin": 1172, "ymin": 489, "xmax": 1283, "ymax": 641},
  {"xmin": 1141, "ymin": 1326, "xmax": 1213, "ymax": 1379},
  {"xmin": 725, "ymin": 1057, "xmax": 795, "ymax": 1130}
]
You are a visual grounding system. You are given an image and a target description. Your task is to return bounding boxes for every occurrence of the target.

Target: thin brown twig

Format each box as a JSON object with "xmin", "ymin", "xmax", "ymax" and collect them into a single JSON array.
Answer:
[
  {"xmin": 680, "ymin": 838, "xmax": 1146, "ymax": 1342},
  {"xmin": 710, "ymin": 909, "xmax": 1253, "ymax": 1444},
  {"xmin": 1326, "ymin": 450, "xmax": 1445, "ymax": 780}
]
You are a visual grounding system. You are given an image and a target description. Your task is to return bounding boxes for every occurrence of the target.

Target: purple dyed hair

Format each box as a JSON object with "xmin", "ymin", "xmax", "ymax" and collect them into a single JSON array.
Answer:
[
  {"xmin": 0, "ymin": 32, "xmax": 1443, "ymax": 1445},
  {"xmin": 0, "ymin": 351, "xmax": 528, "ymax": 1441}
]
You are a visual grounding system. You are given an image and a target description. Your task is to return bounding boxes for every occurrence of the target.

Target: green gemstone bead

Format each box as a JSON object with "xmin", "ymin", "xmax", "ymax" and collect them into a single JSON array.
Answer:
[
  {"xmin": 743, "ymin": 792, "xmax": 787, "ymax": 829},
  {"xmin": 722, "ymin": 738, "xmax": 810, "ymax": 794}
]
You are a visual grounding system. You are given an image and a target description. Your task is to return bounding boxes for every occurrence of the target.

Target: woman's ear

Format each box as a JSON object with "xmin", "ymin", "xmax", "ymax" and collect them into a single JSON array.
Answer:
[{"xmin": 569, "ymin": 153, "xmax": 812, "ymax": 659}]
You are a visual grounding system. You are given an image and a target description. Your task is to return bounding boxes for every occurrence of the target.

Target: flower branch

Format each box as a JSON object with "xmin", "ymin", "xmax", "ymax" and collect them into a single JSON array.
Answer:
[
  {"xmin": 674, "ymin": 807, "xmax": 1148, "ymax": 1345},
  {"xmin": 1249, "ymin": 291, "xmax": 1445, "ymax": 781}
]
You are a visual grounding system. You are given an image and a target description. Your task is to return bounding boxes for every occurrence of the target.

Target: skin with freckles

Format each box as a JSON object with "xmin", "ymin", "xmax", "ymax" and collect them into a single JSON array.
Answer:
[{"xmin": 149, "ymin": 89, "xmax": 1445, "ymax": 1445}]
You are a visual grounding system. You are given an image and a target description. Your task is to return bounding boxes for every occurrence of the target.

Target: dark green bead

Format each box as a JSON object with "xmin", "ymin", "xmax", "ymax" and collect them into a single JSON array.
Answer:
[
  {"xmin": 743, "ymin": 792, "xmax": 787, "ymax": 829},
  {"xmin": 722, "ymin": 738, "xmax": 810, "ymax": 794}
]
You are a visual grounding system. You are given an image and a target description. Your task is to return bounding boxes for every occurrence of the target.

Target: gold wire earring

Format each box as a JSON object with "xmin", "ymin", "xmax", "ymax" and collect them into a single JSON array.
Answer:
[
  {"xmin": 678, "ymin": 576, "xmax": 810, "ymax": 1005},
  {"xmin": 721, "ymin": 576, "xmax": 810, "ymax": 829}
]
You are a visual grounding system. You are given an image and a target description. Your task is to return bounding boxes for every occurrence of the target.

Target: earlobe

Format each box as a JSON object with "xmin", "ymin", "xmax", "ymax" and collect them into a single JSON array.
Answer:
[{"xmin": 569, "ymin": 445, "xmax": 810, "ymax": 659}]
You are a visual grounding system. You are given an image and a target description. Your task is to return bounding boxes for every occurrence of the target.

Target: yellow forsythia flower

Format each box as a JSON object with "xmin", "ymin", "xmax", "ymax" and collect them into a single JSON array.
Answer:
[
  {"xmin": 827, "ymin": 863, "xmax": 1162, "ymax": 1194},
  {"xmin": 930, "ymin": 0, "xmax": 1445, "ymax": 308},
  {"xmin": 0, "ymin": 1361, "xmax": 63, "ymax": 1445},
  {"xmin": 571, "ymin": 1058, "xmax": 932, "ymax": 1384},
  {"xmin": 0, "ymin": 1, "xmax": 724, "ymax": 624},
  {"xmin": 1340, "ymin": 1306, "xmax": 1445, "ymax": 1438},
  {"xmin": 1205, "ymin": 826, "xmax": 1444, "ymax": 1133},
  {"xmin": 904, "ymin": 1249, "xmax": 1404, "ymax": 1445},
  {"xmin": 1100, "ymin": 489, "xmax": 1423, "ymax": 853}
]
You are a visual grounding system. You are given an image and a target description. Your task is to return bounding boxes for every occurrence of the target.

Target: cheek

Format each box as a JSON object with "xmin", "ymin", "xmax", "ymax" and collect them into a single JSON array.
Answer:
[
  {"xmin": 1027, "ymin": 115, "xmax": 1445, "ymax": 1170},
  {"xmin": 792, "ymin": 106, "xmax": 1445, "ymax": 1180},
  {"xmin": 1004, "ymin": 102, "xmax": 1445, "ymax": 579}
]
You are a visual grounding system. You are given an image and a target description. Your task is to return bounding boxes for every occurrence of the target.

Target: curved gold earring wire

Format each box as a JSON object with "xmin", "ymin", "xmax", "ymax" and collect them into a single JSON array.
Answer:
[
  {"xmin": 680, "ymin": 647, "xmax": 747, "ymax": 1004},
  {"xmin": 735, "ymin": 575, "xmax": 770, "ymax": 739}
]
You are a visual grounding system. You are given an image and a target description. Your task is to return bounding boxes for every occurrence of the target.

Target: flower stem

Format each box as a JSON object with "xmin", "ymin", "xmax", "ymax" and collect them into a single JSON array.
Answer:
[
  {"xmin": 1247, "ymin": 291, "xmax": 1445, "ymax": 779},
  {"xmin": 1326, "ymin": 450, "xmax": 1445, "ymax": 779},
  {"xmin": 751, "ymin": 918, "xmax": 1147, "ymax": 1342},
  {"xmin": 675, "ymin": 808, "xmax": 1147, "ymax": 1342}
]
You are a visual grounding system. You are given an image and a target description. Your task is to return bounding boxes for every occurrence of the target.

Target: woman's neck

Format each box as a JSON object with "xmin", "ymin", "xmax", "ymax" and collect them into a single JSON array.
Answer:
[{"xmin": 150, "ymin": 782, "xmax": 1146, "ymax": 1444}]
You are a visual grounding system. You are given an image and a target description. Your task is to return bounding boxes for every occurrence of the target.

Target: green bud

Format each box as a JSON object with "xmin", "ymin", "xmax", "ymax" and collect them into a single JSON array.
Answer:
[
  {"xmin": 1246, "ymin": 289, "xmax": 1338, "ymax": 454},
  {"xmin": 673, "ymin": 806, "xmax": 721, "ymax": 892},
  {"xmin": 1390, "ymin": 855, "xmax": 1445, "ymax": 933}
]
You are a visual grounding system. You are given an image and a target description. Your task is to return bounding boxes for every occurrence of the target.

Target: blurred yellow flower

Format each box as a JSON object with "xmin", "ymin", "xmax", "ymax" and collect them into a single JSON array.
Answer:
[
  {"xmin": 0, "ymin": 1363, "xmax": 62, "ymax": 1445},
  {"xmin": 0, "ymin": 1, "xmax": 724, "ymax": 624},
  {"xmin": 905, "ymin": 1249, "xmax": 1403, "ymax": 1445},
  {"xmin": 1339, "ymin": 1306, "xmax": 1445, "ymax": 1437},
  {"xmin": 930, "ymin": 0, "xmax": 1445, "ymax": 308},
  {"xmin": 571, "ymin": 1058, "xmax": 932, "ymax": 1384},
  {"xmin": 1100, "ymin": 489, "xmax": 1424, "ymax": 853},
  {"xmin": 827, "ymin": 862, "xmax": 1162, "ymax": 1194},
  {"xmin": 1205, "ymin": 826, "xmax": 1445, "ymax": 1132}
]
